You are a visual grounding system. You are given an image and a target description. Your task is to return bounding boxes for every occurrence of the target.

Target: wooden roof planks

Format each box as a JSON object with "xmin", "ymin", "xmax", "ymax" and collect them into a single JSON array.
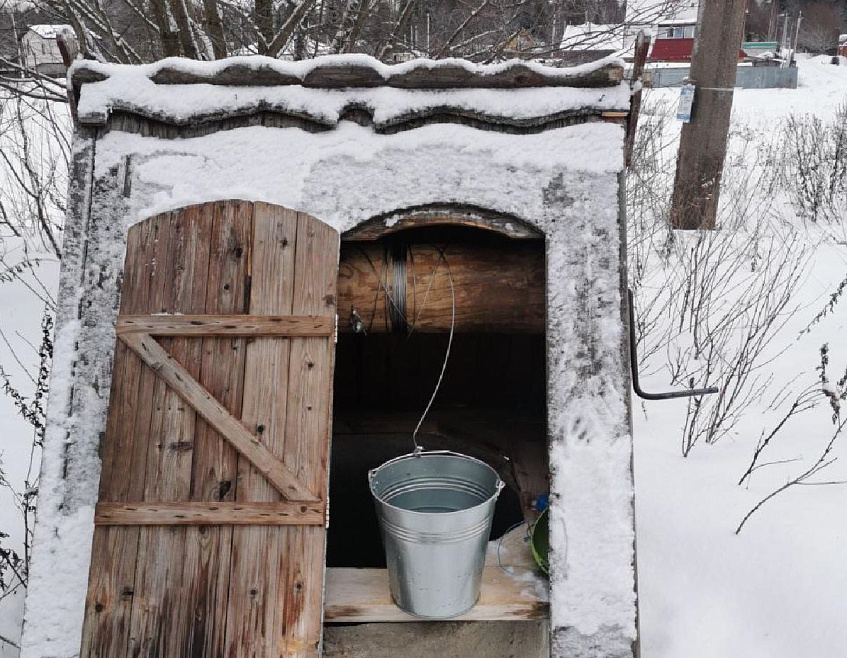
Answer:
[{"xmin": 68, "ymin": 55, "xmax": 628, "ymax": 133}]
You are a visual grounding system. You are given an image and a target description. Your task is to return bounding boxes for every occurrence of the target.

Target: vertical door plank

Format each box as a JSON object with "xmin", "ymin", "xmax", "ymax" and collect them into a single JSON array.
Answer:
[
  {"xmin": 278, "ymin": 212, "xmax": 338, "ymax": 657},
  {"xmin": 127, "ymin": 203, "xmax": 212, "ymax": 655},
  {"xmin": 191, "ymin": 200, "xmax": 252, "ymax": 503},
  {"xmin": 182, "ymin": 199, "xmax": 253, "ymax": 655},
  {"xmin": 225, "ymin": 204, "xmax": 298, "ymax": 656},
  {"xmin": 81, "ymin": 213, "xmax": 172, "ymax": 657}
]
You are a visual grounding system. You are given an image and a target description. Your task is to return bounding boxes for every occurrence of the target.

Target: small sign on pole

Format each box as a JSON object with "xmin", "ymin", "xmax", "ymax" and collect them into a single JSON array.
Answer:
[{"xmin": 677, "ymin": 84, "xmax": 695, "ymax": 122}]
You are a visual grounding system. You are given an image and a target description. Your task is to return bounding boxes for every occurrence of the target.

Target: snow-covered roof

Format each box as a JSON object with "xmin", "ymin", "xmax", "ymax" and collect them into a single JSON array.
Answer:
[
  {"xmin": 560, "ymin": 23, "xmax": 626, "ymax": 53},
  {"xmin": 72, "ymin": 53, "xmax": 625, "ymax": 89},
  {"xmin": 70, "ymin": 54, "xmax": 629, "ymax": 128},
  {"xmin": 625, "ymin": 0, "xmax": 698, "ymax": 26},
  {"xmin": 657, "ymin": 13, "xmax": 697, "ymax": 26},
  {"xmin": 27, "ymin": 24, "xmax": 72, "ymax": 39}
]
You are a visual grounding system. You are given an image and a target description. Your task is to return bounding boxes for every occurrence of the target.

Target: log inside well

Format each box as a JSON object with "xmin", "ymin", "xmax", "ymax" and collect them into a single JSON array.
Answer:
[{"xmin": 337, "ymin": 241, "xmax": 545, "ymax": 333}]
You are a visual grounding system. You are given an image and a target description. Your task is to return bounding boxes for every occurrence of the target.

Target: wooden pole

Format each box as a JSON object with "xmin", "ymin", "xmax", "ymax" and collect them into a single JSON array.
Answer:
[
  {"xmin": 669, "ymin": 0, "xmax": 747, "ymax": 230},
  {"xmin": 624, "ymin": 31, "xmax": 651, "ymax": 168}
]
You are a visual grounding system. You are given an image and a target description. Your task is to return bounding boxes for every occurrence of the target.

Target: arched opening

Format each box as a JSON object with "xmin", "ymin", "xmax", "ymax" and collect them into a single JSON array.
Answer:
[{"xmin": 327, "ymin": 218, "xmax": 548, "ymax": 571}]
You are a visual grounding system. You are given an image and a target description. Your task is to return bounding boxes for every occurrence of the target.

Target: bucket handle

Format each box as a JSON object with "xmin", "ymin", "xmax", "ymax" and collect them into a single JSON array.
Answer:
[{"xmin": 368, "ymin": 450, "xmax": 505, "ymax": 493}]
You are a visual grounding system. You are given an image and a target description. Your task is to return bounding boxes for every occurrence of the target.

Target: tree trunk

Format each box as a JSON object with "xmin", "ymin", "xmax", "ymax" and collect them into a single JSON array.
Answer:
[{"xmin": 202, "ymin": 0, "xmax": 228, "ymax": 59}]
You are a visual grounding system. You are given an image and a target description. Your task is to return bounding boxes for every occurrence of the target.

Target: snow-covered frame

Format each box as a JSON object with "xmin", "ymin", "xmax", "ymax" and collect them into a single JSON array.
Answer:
[{"xmin": 22, "ymin": 55, "xmax": 637, "ymax": 658}]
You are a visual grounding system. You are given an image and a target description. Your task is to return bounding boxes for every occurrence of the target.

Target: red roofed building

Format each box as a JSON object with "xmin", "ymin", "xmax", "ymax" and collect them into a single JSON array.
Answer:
[{"xmin": 625, "ymin": 0, "xmax": 698, "ymax": 62}]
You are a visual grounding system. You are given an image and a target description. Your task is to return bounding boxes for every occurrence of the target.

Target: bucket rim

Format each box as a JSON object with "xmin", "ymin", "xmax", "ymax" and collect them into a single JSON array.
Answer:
[{"xmin": 368, "ymin": 449, "xmax": 504, "ymax": 517}]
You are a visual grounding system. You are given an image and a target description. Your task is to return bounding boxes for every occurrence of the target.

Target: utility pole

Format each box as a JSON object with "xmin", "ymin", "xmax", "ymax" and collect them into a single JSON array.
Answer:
[
  {"xmin": 781, "ymin": 14, "xmax": 790, "ymax": 52},
  {"xmin": 669, "ymin": 0, "xmax": 748, "ymax": 230},
  {"xmin": 790, "ymin": 11, "xmax": 802, "ymax": 66}
]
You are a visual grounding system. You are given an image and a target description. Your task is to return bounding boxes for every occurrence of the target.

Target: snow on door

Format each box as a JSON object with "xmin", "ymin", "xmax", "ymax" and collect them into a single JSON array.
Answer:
[{"xmin": 80, "ymin": 200, "xmax": 338, "ymax": 657}]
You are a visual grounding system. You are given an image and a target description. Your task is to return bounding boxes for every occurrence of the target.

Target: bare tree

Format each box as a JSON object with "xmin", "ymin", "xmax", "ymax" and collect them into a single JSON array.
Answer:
[{"xmin": 797, "ymin": 1, "xmax": 842, "ymax": 53}]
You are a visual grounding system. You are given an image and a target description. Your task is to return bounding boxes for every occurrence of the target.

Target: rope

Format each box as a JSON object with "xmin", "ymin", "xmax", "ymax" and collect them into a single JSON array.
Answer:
[
  {"xmin": 411, "ymin": 247, "xmax": 455, "ymax": 452},
  {"xmin": 357, "ymin": 244, "xmax": 408, "ymax": 332},
  {"xmin": 390, "ymin": 241, "xmax": 408, "ymax": 333}
]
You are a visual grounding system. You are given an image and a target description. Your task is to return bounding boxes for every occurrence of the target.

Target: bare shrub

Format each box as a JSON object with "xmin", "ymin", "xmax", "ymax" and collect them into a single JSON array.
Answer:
[
  {"xmin": 0, "ymin": 86, "xmax": 69, "ymax": 258},
  {"xmin": 735, "ymin": 345, "xmax": 847, "ymax": 534},
  {"xmin": 0, "ymin": 310, "xmax": 51, "ymax": 607},
  {"xmin": 629, "ymin": 92, "xmax": 809, "ymax": 456},
  {"xmin": 626, "ymin": 96, "xmax": 676, "ymax": 368},
  {"xmin": 0, "ymin": 84, "xmax": 64, "ymax": 610},
  {"xmin": 797, "ymin": 2, "xmax": 843, "ymax": 54},
  {"xmin": 780, "ymin": 100, "xmax": 847, "ymax": 226}
]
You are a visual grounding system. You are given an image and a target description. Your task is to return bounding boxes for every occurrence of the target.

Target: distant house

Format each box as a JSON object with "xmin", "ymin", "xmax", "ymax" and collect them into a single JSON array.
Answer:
[
  {"xmin": 558, "ymin": 22, "xmax": 626, "ymax": 64},
  {"xmin": 625, "ymin": 0, "xmax": 699, "ymax": 61},
  {"xmin": 741, "ymin": 41, "xmax": 779, "ymax": 59},
  {"xmin": 21, "ymin": 24, "xmax": 71, "ymax": 77},
  {"xmin": 839, "ymin": 34, "xmax": 847, "ymax": 58},
  {"xmin": 651, "ymin": 19, "xmax": 697, "ymax": 61},
  {"xmin": 625, "ymin": 0, "xmax": 746, "ymax": 63}
]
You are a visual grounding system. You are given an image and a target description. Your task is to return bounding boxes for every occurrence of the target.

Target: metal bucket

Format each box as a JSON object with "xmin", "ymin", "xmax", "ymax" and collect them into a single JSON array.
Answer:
[{"xmin": 368, "ymin": 450, "xmax": 504, "ymax": 619}]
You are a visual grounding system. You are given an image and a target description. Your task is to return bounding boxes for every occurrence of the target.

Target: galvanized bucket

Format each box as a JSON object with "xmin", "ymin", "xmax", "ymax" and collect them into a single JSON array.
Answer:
[{"xmin": 368, "ymin": 450, "xmax": 504, "ymax": 619}]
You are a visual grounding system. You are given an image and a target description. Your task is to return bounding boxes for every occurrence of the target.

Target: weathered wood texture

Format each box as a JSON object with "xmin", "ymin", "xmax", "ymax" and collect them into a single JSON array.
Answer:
[
  {"xmin": 97, "ymin": 107, "xmax": 614, "ymax": 139},
  {"xmin": 72, "ymin": 58, "xmax": 623, "ymax": 91},
  {"xmin": 337, "ymin": 241, "xmax": 544, "ymax": 333},
  {"xmin": 117, "ymin": 314, "xmax": 333, "ymax": 336},
  {"xmin": 72, "ymin": 58, "xmax": 627, "ymax": 134},
  {"xmin": 118, "ymin": 330, "xmax": 319, "ymax": 501},
  {"xmin": 94, "ymin": 502, "xmax": 325, "ymax": 525},
  {"xmin": 669, "ymin": 0, "xmax": 747, "ymax": 230},
  {"xmin": 80, "ymin": 200, "xmax": 338, "ymax": 657},
  {"xmin": 324, "ymin": 568, "xmax": 548, "ymax": 622},
  {"xmin": 624, "ymin": 32, "xmax": 651, "ymax": 168},
  {"xmin": 342, "ymin": 206, "xmax": 541, "ymax": 241}
]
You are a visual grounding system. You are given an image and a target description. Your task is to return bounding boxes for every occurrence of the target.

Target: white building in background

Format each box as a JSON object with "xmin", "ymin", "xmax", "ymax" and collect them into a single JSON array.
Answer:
[
  {"xmin": 624, "ymin": 0, "xmax": 700, "ymax": 61},
  {"xmin": 624, "ymin": 1, "xmax": 698, "ymax": 40},
  {"xmin": 21, "ymin": 24, "xmax": 72, "ymax": 77},
  {"xmin": 559, "ymin": 22, "xmax": 626, "ymax": 53}
]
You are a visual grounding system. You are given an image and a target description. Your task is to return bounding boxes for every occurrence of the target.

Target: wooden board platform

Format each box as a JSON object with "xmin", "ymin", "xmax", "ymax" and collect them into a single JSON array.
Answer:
[{"xmin": 324, "ymin": 568, "xmax": 548, "ymax": 623}]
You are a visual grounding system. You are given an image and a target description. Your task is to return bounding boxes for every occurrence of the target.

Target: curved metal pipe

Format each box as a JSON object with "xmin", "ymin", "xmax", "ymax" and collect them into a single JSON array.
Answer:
[{"xmin": 628, "ymin": 289, "xmax": 719, "ymax": 401}]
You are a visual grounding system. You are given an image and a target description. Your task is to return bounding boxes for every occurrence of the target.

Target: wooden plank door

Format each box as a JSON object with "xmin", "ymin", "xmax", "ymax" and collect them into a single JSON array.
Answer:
[{"xmin": 81, "ymin": 201, "xmax": 338, "ymax": 657}]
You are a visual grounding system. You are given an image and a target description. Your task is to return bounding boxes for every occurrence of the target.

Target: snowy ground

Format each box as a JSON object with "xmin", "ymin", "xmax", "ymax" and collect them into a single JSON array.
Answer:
[
  {"xmin": 633, "ymin": 55, "xmax": 847, "ymax": 657},
  {"xmin": 1, "ymin": 55, "xmax": 847, "ymax": 656}
]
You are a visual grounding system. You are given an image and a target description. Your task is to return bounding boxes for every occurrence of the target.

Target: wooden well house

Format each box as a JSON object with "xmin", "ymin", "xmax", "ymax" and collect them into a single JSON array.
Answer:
[{"xmin": 21, "ymin": 55, "xmax": 638, "ymax": 658}]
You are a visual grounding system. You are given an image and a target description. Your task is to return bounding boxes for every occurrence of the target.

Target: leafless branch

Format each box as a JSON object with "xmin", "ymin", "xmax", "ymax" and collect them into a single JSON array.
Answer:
[{"xmin": 736, "ymin": 417, "xmax": 847, "ymax": 534}]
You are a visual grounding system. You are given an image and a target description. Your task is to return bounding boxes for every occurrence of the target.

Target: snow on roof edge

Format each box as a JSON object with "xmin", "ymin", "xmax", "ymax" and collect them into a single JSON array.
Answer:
[
  {"xmin": 74, "ymin": 80, "xmax": 631, "ymax": 128},
  {"xmin": 70, "ymin": 53, "xmax": 626, "ymax": 90},
  {"xmin": 27, "ymin": 24, "xmax": 73, "ymax": 39}
]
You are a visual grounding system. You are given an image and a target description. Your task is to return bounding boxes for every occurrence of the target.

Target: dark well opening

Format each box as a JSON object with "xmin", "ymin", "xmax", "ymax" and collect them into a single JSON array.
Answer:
[{"xmin": 327, "ymin": 226, "xmax": 548, "ymax": 569}]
